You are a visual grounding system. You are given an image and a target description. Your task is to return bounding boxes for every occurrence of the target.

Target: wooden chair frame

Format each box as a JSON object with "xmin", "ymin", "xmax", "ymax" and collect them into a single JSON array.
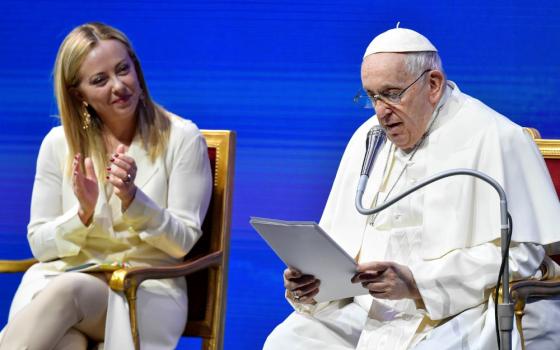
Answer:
[{"xmin": 0, "ymin": 129, "xmax": 236, "ymax": 350}]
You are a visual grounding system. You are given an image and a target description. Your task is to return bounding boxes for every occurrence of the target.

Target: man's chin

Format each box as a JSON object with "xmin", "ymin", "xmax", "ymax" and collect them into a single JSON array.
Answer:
[{"xmin": 388, "ymin": 136, "xmax": 410, "ymax": 150}]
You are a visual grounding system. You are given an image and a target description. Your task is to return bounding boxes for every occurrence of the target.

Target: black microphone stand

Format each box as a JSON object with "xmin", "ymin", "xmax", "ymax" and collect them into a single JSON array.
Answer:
[{"xmin": 355, "ymin": 168, "xmax": 513, "ymax": 350}]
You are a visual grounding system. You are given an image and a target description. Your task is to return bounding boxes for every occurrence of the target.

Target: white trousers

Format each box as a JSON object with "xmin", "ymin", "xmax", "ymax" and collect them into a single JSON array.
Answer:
[
  {"xmin": 0, "ymin": 271, "xmax": 187, "ymax": 350},
  {"xmin": 0, "ymin": 272, "xmax": 108, "ymax": 350},
  {"xmin": 104, "ymin": 283, "xmax": 187, "ymax": 350}
]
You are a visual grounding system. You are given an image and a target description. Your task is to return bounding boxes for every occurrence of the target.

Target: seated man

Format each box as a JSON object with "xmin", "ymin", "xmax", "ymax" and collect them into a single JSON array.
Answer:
[{"xmin": 263, "ymin": 27, "xmax": 560, "ymax": 349}]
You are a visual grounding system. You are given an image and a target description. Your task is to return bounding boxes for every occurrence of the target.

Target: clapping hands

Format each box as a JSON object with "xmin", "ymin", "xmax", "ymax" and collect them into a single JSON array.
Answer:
[
  {"xmin": 106, "ymin": 144, "xmax": 138, "ymax": 211},
  {"xmin": 72, "ymin": 153, "xmax": 98, "ymax": 225},
  {"xmin": 72, "ymin": 144, "xmax": 138, "ymax": 225}
]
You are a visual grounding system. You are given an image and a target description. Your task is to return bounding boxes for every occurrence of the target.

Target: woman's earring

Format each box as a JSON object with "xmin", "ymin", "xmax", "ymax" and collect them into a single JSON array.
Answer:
[{"xmin": 81, "ymin": 101, "xmax": 91, "ymax": 130}]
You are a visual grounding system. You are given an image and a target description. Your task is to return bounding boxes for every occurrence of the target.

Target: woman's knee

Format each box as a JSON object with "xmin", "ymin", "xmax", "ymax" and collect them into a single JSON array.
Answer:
[
  {"xmin": 52, "ymin": 328, "xmax": 88, "ymax": 350},
  {"xmin": 41, "ymin": 273, "xmax": 108, "ymax": 314}
]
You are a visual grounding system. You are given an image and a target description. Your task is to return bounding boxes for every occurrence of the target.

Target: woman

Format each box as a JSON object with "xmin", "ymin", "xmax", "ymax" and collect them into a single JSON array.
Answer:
[{"xmin": 0, "ymin": 22, "xmax": 212, "ymax": 349}]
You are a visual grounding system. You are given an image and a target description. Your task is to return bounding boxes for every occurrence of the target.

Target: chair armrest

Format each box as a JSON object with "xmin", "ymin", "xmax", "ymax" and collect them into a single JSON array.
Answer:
[
  {"xmin": 107, "ymin": 251, "xmax": 223, "ymax": 350},
  {"xmin": 509, "ymin": 278, "xmax": 560, "ymax": 349},
  {"xmin": 0, "ymin": 258, "xmax": 38, "ymax": 273},
  {"xmin": 109, "ymin": 251, "xmax": 223, "ymax": 292},
  {"xmin": 511, "ymin": 278, "xmax": 560, "ymax": 302}
]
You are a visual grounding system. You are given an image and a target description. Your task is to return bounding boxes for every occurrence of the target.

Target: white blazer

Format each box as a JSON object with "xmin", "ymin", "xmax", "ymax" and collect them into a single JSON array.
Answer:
[{"xmin": 4, "ymin": 114, "xmax": 212, "ymax": 349}]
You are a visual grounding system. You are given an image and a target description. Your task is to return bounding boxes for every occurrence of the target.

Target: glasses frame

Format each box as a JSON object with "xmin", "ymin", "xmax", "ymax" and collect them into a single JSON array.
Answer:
[{"xmin": 355, "ymin": 69, "xmax": 432, "ymax": 109}]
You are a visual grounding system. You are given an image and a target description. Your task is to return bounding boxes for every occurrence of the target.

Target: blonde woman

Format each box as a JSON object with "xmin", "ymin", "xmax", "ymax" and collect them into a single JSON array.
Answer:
[{"xmin": 0, "ymin": 22, "xmax": 212, "ymax": 349}]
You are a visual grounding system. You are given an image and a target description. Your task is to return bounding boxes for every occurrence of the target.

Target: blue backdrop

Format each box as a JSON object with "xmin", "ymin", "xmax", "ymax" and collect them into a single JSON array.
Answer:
[{"xmin": 0, "ymin": 1, "xmax": 559, "ymax": 348}]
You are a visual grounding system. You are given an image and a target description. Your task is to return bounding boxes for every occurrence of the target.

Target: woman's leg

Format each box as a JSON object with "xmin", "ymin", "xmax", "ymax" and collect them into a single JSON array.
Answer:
[
  {"xmin": 0, "ymin": 272, "xmax": 108, "ymax": 350},
  {"xmin": 52, "ymin": 328, "xmax": 88, "ymax": 350},
  {"xmin": 104, "ymin": 281, "xmax": 188, "ymax": 350}
]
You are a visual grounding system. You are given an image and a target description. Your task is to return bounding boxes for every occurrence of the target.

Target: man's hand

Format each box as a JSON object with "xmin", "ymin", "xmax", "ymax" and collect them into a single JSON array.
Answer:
[
  {"xmin": 351, "ymin": 261, "xmax": 421, "ymax": 300},
  {"xmin": 283, "ymin": 267, "xmax": 320, "ymax": 304}
]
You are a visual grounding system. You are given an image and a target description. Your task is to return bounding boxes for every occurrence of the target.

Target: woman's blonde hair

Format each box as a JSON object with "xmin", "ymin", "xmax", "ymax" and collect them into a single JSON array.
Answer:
[{"xmin": 53, "ymin": 22, "xmax": 170, "ymax": 177}]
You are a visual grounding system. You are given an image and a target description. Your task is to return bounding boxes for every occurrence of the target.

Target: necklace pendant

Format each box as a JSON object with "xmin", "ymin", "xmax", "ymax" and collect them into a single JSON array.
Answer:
[{"xmin": 368, "ymin": 214, "xmax": 378, "ymax": 226}]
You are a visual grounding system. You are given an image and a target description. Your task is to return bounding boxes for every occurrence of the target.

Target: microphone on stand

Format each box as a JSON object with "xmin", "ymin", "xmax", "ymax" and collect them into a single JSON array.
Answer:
[
  {"xmin": 357, "ymin": 126, "xmax": 387, "ymax": 196},
  {"xmin": 353, "ymin": 131, "xmax": 513, "ymax": 350}
]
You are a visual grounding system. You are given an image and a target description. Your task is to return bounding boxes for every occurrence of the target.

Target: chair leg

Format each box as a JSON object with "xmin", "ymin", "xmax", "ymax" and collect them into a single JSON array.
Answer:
[
  {"xmin": 125, "ymin": 286, "xmax": 140, "ymax": 350},
  {"xmin": 514, "ymin": 301, "xmax": 527, "ymax": 350},
  {"xmin": 202, "ymin": 338, "xmax": 212, "ymax": 350}
]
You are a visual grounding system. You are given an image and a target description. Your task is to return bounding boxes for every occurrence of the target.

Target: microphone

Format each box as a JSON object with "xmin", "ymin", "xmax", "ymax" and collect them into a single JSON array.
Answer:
[
  {"xmin": 354, "ymin": 165, "xmax": 513, "ymax": 350},
  {"xmin": 357, "ymin": 126, "xmax": 387, "ymax": 194}
]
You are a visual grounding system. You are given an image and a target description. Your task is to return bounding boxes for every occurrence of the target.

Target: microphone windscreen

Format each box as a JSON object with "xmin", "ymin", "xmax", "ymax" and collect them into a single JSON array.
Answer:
[{"xmin": 360, "ymin": 126, "xmax": 387, "ymax": 176}]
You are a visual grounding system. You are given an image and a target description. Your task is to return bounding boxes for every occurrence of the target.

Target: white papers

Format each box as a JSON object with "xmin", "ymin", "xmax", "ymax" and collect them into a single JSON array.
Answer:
[
  {"xmin": 250, "ymin": 217, "xmax": 368, "ymax": 302},
  {"xmin": 65, "ymin": 262, "xmax": 128, "ymax": 272}
]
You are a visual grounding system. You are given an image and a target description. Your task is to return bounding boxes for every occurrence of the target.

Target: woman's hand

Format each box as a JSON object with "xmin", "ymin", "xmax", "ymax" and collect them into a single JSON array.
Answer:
[
  {"xmin": 72, "ymin": 153, "xmax": 99, "ymax": 225},
  {"xmin": 107, "ymin": 144, "xmax": 138, "ymax": 211}
]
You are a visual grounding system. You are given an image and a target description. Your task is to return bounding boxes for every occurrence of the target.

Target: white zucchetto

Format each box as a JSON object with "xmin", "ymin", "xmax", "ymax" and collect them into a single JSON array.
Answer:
[{"xmin": 363, "ymin": 27, "xmax": 437, "ymax": 59}]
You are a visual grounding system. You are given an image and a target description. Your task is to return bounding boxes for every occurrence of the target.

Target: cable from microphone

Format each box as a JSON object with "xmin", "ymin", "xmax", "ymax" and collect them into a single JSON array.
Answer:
[
  {"xmin": 354, "ymin": 163, "xmax": 513, "ymax": 349},
  {"xmin": 353, "ymin": 125, "xmax": 513, "ymax": 349},
  {"xmin": 356, "ymin": 125, "xmax": 387, "ymax": 206}
]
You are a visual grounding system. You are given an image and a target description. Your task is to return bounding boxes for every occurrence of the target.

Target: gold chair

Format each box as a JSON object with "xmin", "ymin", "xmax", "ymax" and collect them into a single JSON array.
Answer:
[
  {"xmin": 509, "ymin": 128, "xmax": 560, "ymax": 350},
  {"xmin": 0, "ymin": 129, "xmax": 236, "ymax": 350}
]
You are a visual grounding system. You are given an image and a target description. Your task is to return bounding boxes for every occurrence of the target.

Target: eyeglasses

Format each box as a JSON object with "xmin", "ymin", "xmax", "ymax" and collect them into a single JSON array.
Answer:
[{"xmin": 354, "ymin": 69, "xmax": 431, "ymax": 109}]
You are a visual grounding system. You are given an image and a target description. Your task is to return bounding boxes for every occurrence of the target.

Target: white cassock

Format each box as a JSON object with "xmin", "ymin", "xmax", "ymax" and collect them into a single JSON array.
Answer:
[
  {"xmin": 0, "ymin": 114, "xmax": 212, "ymax": 349},
  {"xmin": 264, "ymin": 82, "xmax": 560, "ymax": 350}
]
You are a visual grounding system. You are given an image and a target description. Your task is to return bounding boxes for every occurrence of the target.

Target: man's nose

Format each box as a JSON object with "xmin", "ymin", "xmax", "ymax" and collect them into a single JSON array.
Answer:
[{"xmin": 374, "ymin": 100, "xmax": 392, "ymax": 119}]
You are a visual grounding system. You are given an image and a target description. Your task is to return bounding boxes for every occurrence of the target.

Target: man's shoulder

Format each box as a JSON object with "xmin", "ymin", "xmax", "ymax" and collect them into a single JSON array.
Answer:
[
  {"xmin": 459, "ymin": 90, "xmax": 517, "ymax": 127},
  {"xmin": 432, "ymin": 87, "xmax": 527, "ymax": 155},
  {"xmin": 453, "ymin": 90, "xmax": 523, "ymax": 142}
]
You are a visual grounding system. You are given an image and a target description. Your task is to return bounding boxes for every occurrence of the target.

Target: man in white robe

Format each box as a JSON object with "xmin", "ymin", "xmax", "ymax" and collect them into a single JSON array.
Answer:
[{"xmin": 263, "ymin": 27, "xmax": 560, "ymax": 350}]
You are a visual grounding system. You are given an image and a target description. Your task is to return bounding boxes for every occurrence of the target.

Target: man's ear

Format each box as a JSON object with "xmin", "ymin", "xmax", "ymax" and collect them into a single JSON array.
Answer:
[{"xmin": 427, "ymin": 70, "xmax": 445, "ymax": 106}]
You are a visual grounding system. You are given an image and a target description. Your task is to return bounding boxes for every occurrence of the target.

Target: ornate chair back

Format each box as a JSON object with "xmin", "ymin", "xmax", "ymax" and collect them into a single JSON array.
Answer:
[
  {"xmin": 185, "ymin": 130, "xmax": 235, "ymax": 350},
  {"xmin": 0, "ymin": 130, "xmax": 236, "ymax": 350},
  {"xmin": 526, "ymin": 128, "xmax": 560, "ymax": 262},
  {"xmin": 509, "ymin": 128, "xmax": 560, "ymax": 350}
]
